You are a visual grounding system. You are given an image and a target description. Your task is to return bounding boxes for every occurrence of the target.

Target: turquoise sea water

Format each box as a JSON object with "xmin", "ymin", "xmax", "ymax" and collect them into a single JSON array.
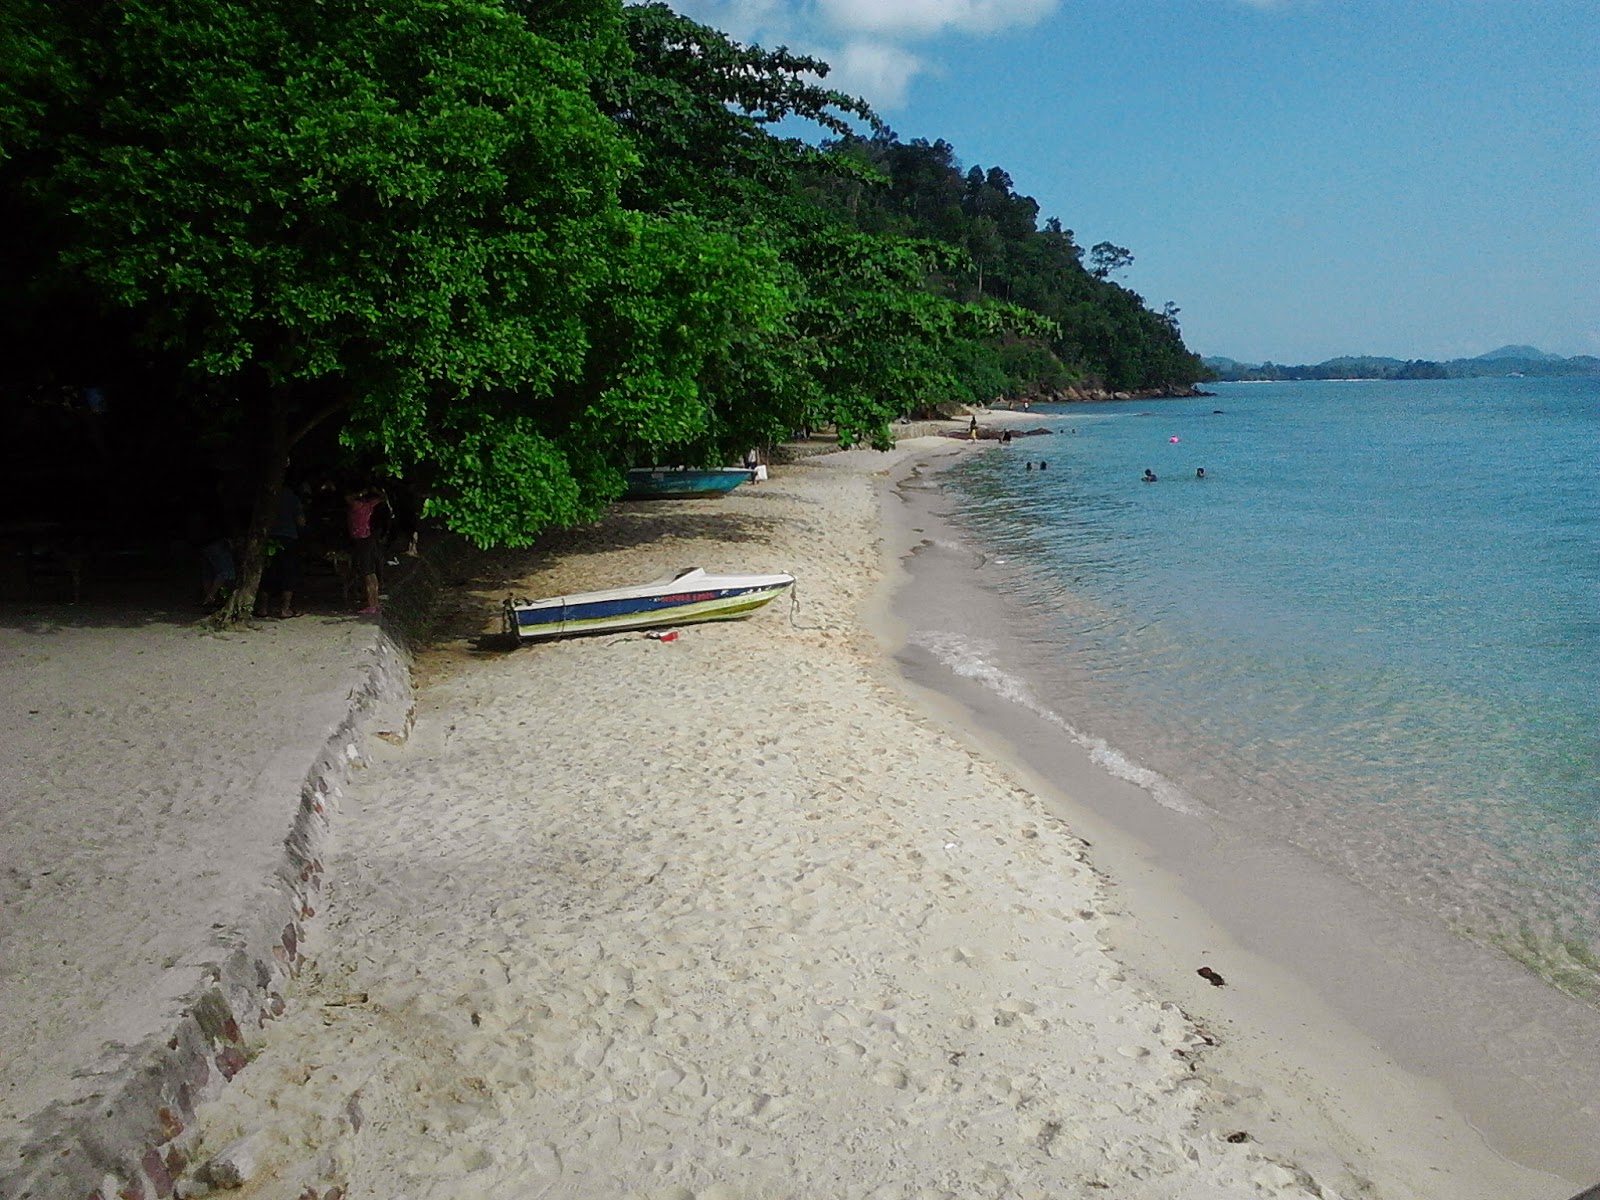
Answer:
[{"xmin": 930, "ymin": 377, "xmax": 1600, "ymax": 1003}]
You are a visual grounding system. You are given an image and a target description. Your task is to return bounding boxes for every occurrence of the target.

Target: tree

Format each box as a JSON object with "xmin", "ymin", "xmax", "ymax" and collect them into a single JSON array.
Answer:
[
  {"xmin": 597, "ymin": 7, "xmax": 1057, "ymax": 451},
  {"xmin": 777, "ymin": 229, "xmax": 1053, "ymax": 444},
  {"xmin": 4, "ymin": 0, "xmax": 1211, "ymax": 628},
  {"xmin": 598, "ymin": 2, "xmax": 876, "ymax": 219},
  {"xmin": 964, "ymin": 217, "xmax": 1003, "ymax": 298},
  {"xmin": 21, "ymin": 0, "xmax": 786, "ymax": 617},
  {"xmin": 1089, "ymin": 242, "xmax": 1134, "ymax": 279},
  {"xmin": 801, "ymin": 125, "xmax": 1207, "ymax": 395},
  {"xmin": 0, "ymin": 0, "xmax": 70, "ymax": 162}
]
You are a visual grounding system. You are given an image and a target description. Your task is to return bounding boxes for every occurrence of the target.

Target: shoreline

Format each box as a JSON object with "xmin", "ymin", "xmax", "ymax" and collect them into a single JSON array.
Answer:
[
  {"xmin": 873, "ymin": 417, "xmax": 1599, "ymax": 1193},
  {"xmin": 160, "ymin": 429, "xmax": 1582, "ymax": 1197}
]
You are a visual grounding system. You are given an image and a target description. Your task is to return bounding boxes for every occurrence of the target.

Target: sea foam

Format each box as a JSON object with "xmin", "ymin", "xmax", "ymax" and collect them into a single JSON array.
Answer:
[{"xmin": 906, "ymin": 630, "xmax": 1204, "ymax": 819}]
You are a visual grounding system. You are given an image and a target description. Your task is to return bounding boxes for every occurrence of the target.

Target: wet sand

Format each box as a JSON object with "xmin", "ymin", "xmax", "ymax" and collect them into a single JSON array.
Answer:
[{"xmin": 880, "ymin": 426, "xmax": 1600, "ymax": 1195}]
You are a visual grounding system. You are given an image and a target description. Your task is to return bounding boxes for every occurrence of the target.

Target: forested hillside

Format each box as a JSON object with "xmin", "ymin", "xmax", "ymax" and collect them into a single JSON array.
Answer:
[
  {"xmin": 811, "ymin": 133, "xmax": 1206, "ymax": 398},
  {"xmin": 0, "ymin": 0, "xmax": 1205, "ymax": 618},
  {"xmin": 1205, "ymin": 351, "xmax": 1600, "ymax": 381}
]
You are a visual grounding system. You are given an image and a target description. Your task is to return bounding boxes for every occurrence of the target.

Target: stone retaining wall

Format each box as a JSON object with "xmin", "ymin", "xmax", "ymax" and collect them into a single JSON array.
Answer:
[{"xmin": 3, "ymin": 635, "xmax": 412, "ymax": 1200}]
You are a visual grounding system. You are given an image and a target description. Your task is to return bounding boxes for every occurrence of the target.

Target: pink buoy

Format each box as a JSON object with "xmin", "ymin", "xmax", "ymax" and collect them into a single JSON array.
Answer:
[{"xmin": 1169, "ymin": 435, "xmax": 1180, "ymax": 443}]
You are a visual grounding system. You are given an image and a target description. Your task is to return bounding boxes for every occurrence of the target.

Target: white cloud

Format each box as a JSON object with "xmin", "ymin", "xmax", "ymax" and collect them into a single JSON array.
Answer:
[
  {"xmin": 816, "ymin": 0, "xmax": 1058, "ymax": 37},
  {"xmin": 823, "ymin": 40, "xmax": 928, "ymax": 108},
  {"xmin": 659, "ymin": 0, "xmax": 1056, "ymax": 109}
]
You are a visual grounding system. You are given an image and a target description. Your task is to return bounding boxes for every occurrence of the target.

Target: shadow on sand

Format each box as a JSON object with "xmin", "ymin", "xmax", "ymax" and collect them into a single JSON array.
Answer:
[{"xmin": 419, "ymin": 504, "xmax": 782, "ymax": 661}]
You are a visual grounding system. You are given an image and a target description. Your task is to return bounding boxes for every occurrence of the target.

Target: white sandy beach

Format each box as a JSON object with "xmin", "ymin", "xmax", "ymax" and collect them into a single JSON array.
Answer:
[{"xmin": 138, "ymin": 430, "xmax": 1573, "ymax": 1199}]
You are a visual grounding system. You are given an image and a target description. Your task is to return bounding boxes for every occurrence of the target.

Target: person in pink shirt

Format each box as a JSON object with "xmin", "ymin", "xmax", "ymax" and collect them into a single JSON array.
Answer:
[{"xmin": 345, "ymin": 484, "xmax": 387, "ymax": 614}]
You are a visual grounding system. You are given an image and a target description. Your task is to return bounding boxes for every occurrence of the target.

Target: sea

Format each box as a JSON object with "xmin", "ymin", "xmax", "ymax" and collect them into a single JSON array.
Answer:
[{"xmin": 898, "ymin": 376, "xmax": 1599, "ymax": 1009}]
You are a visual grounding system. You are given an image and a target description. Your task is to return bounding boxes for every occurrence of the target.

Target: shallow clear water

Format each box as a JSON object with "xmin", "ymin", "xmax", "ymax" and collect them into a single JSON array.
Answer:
[{"xmin": 929, "ymin": 377, "xmax": 1600, "ymax": 1002}]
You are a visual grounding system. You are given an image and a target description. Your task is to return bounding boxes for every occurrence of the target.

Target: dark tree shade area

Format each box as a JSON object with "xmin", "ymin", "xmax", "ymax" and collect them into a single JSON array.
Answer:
[{"xmin": 0, "ymin": 0, "xmax": 1206, "ymax": 620}]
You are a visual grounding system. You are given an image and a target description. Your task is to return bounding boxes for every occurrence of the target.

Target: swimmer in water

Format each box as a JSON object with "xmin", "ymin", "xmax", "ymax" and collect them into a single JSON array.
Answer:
[
  {"xmin": 1142, "ymin": 469, "xmax": 1157, "ymax": 483},
  {"xmin": 1196, "ymin": 467, "xmax": 1205, "ymax": 479}
]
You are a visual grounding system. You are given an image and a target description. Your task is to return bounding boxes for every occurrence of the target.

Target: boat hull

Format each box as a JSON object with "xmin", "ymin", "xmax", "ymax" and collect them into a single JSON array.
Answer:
[
  {"xmin": 505, "ymin": 568, "xmax": 794, "ymax": 641},
  {"xmin": 623, "ymin": 468, "xmax": 754, "ymax": 500}
]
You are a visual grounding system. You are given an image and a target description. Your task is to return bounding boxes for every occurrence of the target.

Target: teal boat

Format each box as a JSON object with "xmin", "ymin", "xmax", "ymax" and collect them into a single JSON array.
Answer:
[{"xmin": 623, "ymin": 467, "xmax": 754, "ymax": 500}]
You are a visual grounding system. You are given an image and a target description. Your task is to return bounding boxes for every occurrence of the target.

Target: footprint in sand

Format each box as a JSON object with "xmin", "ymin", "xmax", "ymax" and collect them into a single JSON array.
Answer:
[
  {"xmin": 872, "ymin": 1065, "xmax": 910, "ymax": 1089},
  {"xmin": 571, "ymin": 1033, "xmax": 613, "ymax": 1070},
  {"xmin": 526, "ymin": 1142, "xmax": 562, "ymax": 1178},
  {"xmin": 653, "ymin": 1064, "xmax": 686, "ymax": 1093}
]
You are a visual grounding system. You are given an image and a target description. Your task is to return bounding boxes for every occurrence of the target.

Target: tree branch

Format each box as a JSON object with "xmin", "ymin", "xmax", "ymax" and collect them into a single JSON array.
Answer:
[{"xmin": 289, "ymin": 395, "xmax": 348, "ymax": 448}]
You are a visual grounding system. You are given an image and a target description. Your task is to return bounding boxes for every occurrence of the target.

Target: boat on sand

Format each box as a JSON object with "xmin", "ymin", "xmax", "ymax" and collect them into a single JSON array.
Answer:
[
  {"xmin": 623, "ymin": 467, "xmax": 754, "ymax": 500},
  {"xmin": 504, "ymin": 567, "xmax": 795, "ymax": 642}
]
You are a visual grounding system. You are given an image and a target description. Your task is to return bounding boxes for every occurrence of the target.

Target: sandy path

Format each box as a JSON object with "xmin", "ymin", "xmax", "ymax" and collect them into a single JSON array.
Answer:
[{"xmin": 168, "ymin": 448, "xmax": 1353, "ymax": 1199}]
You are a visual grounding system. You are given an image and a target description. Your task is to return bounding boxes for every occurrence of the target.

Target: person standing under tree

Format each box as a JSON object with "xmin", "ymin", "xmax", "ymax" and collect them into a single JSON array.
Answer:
[
  {"xmin": 345, "ymin": 484, "xmax": 387, "ymax": 615},
  {"xmin": 257, "ymin": 482, "xmax": 305, "ymax": 618}
]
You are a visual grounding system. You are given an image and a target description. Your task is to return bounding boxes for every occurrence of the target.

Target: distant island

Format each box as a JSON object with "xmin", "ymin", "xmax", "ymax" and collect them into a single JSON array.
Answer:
[{"xmin": 1204, "ymin": 345, "xmax": 1600, "ymax": 382}]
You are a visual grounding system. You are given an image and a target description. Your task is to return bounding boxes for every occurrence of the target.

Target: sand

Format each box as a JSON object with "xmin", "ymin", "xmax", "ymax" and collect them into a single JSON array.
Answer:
[
  {"xmin": 0, "ymin": 613, "xmax": 394, "ymax": 1157},
  {"xmin": 134, "ymin": 429, "xmax": 1576, "ymax": 1199}
]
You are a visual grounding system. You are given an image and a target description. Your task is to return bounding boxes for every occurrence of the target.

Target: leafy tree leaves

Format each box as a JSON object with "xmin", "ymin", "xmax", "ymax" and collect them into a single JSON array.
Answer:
[{"xmin": 0, "ymin": 0, "xmax": 1205, "ymax": 616}]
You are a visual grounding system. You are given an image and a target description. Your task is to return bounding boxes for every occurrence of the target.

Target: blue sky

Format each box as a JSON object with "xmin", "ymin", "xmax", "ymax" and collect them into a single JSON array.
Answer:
[{"xmin": 663, "ymin": 0, "xmax": 1598, "ymax": 364}]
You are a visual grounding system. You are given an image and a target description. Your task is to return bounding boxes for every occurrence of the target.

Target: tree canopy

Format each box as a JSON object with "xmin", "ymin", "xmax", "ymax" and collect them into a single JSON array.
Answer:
[{"xmin": 0, "ymin": 0, "xmax": 1207, "ymax": 617}]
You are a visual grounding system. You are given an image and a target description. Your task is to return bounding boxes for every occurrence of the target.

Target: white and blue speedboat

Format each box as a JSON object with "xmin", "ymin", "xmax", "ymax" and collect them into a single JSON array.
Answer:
[{"xmin": 504, "ymin": 567, "xmax": 795, "ymax": 642}]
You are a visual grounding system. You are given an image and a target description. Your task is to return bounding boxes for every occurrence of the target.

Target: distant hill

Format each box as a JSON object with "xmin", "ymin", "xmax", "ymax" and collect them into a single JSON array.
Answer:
[
  {"xmin": 1203, "ymin": 349, "xmax": 1599, "ymax": 382},
  {"xmin": 1475, "ymin": 344, "xmax": 1561, "ymax": 361}
]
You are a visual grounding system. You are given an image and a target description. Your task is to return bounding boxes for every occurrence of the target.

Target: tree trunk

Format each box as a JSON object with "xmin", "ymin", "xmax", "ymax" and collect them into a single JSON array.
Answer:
[
  {"xmin": 210, "ymin": 385, "xmax": 349, "ymax": 627},
  {"xmin": 214, "ymin": 391, "xmax": 290, "ymax": 626}
]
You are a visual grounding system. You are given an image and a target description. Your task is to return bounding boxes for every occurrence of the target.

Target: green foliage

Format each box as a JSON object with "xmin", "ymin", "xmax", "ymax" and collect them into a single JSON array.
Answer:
[
  {"xmin": 810, "ymin": 132, "xmax": 1206, "ymax": 393},
  {"xmin": 24, "ymin": 0, "xmax": 740, "ymax": 555},
  {"xmin": 596, "ymin": 6, "xmax": 1055, "ymax": 452},
  {"xmin": 999, "ymin": 338, "xmax": 1071, "ymax": 393},
  {"xmin": 2, "ymin": 0, "xmax": 1209, "ymax": 587},
  {"xmin": 945, "ymin": 340, "xmax": 1012, "ymax": 409},
  {"xmin": 778, "ymin": 229, "xmax": 1054, "ymax": 444},
  {"xmin": 48, "ymin": 0, "xmax": 627, "ymax": 398},
  {"xmin": 0, "ymin": 0, "xmax": 73, "ymax": 162},
  {"xmin": 1088, "ymin": 242, "xmax": 1134, "ymax": 280},
  {"xmin": 599, "ymin": 3, "xmax": 877, "ymax": 219}
]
